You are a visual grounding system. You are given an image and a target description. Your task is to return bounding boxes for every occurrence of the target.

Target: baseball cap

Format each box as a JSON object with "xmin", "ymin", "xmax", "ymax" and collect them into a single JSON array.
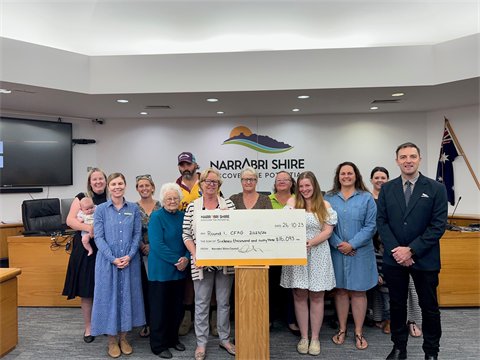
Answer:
[{"xmin": 178, "ymin": 152, "xmax": 196, "ymax": 164}]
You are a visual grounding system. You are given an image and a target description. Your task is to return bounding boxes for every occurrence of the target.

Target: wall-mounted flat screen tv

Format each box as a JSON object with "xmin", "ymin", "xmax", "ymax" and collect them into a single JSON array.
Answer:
[{"xmin": 0, "ymin": 117, "xmax": 73, "ymax": 187}]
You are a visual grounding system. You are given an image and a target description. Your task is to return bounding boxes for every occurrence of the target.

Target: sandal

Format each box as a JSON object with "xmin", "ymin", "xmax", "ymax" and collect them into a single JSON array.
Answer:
[
  {"xmin": 355, "ymin": 334, "xmax": 368, "ymax": 350},
  {"xmin": 195, "ymin": 350, "xmax": 206, "ymax": 360},
  {"xmin": 408, "ymin": 320, "xmax": 422, "ymax": 337},
  {"xmin": 219, "ymin": 343, "xmax": 235, "ymax": 356},
  {"xmin": 332, "ymin": 330, "xmax": 347, "ymax": 345},
  {"xmin": 139, "ymin": 325, "xmax": 150, "ymax": 338}
]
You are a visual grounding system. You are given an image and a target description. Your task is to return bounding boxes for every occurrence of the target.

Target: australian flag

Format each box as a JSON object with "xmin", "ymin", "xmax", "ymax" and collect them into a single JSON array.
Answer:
[{"xmin": 436, "ymin": 122, "xmax": 459, "ymax": 205}]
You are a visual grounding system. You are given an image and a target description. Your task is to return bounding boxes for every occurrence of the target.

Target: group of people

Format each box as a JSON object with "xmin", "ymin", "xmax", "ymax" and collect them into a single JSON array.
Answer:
[{"xmin": 62, "ymin": 142, "xmax": 448, "ymax": 360}]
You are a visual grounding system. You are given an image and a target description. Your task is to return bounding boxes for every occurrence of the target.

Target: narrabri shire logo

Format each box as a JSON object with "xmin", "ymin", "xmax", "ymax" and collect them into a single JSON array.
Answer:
[{"xmin": 222, "ymin": 126, "xmax": 293, "ymax": 154}]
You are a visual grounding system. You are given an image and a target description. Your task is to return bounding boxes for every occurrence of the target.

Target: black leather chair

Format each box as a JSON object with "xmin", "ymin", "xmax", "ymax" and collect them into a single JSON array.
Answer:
[{"xmin": 22, "ymin": 198, "xmax": 62, "ymax": 235}]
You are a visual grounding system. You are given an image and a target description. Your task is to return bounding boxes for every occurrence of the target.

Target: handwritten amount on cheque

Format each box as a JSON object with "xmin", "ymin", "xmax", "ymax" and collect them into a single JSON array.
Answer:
[{"xmin": 200, "ymin": 231, "xmax": 299, "ymax": 243}]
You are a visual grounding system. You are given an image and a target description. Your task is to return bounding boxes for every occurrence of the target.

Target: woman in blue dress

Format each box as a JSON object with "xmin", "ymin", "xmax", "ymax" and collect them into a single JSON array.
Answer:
[
  {"xmin": 91, "ymin": 173, "xmax": 145, "ymax": 358},
  {"xmin": 324, "ymin": 162, "xmax": 377, "ymax": 351}
]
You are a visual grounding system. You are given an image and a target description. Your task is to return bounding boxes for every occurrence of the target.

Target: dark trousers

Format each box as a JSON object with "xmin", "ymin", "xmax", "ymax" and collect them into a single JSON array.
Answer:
[
  {"xmin": 141, "ymin": 258, "xmax": 150, "ymax": 325},
  {"xmin": 383, "ymin": 263, "xmax": 441, "ymax": 355},
  {"xmin": 269, "ymin": 266, "xmax": 296, "ymax": 325},
  {"xmin": 149, "ymin": 279, "xmax": 185, "ymax": 354}
]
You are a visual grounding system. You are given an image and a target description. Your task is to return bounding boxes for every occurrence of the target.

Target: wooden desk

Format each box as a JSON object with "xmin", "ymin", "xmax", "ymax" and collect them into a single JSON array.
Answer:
[
  {"xmin": 438, "ymin": 230, "xmax": 480, "ymax": 307},
  {"xmin": 0, "ymin": 268, "xmax": 21, "ymax": 358},
  {"xmin": 7, "ymin": 235, "xmax": 80, "ymax": 307},
  {"xmin": 0, "ymin": 223, "xmax": 24, "ymax": 259}
]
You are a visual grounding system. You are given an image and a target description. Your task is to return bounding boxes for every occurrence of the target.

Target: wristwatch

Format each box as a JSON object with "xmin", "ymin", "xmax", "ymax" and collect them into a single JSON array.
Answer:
[{"xmin": 409, "ymin": 247, "xmax": 416, "ymax": 256}]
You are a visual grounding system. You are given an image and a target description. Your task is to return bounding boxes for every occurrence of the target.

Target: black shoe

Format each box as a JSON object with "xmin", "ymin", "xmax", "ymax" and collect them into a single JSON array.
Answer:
[
  {"xmin": 386, "ymin": 347, "xmax": 407, "ymax": 359},
  {"xmin": 425, "ymin": 355, "xmax": 438, "ymax": 360},
  {"xmin": 158, "ymin": 350, "xmax": 173, "ymax": 359},
  {"xmin": 83, "ymin": 332, "xmax": 95, "ymax": 343},
  {"xmin": 174, "ymin": 342, "xmax": 186, "ymax": 351},
  {"xmin": 288, "ymin": 324, "xmax": 301, "ymax": 336}
]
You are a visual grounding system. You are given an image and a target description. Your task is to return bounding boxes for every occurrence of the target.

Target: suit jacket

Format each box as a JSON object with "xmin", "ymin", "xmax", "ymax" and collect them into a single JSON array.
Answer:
[{"xmin": 376, "ymin": 173, "xmax": 448, "ymax": 271}]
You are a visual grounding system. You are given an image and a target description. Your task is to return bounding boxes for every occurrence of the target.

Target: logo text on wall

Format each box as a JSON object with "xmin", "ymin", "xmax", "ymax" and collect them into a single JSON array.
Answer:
[{"xmin": 211, "ymin": 126, "xmax": 305, "ymax": 179}]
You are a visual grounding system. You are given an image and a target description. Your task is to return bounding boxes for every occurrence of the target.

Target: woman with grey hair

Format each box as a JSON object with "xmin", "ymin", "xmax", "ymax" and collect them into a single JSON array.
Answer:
[
  {"xmin": 229, "ymin": 167, "xmax": 273, "ymax": 210},
  {"xmin": 182, "ymin": 168, "xmax": 236, "ymax": 360},
  {"xmin": 148, "ymin": 182, "xmax": 190, "ymax": 359}
]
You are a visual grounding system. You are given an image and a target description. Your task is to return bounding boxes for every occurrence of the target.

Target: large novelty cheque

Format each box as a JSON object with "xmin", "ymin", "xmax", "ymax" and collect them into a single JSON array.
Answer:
[{"xmin": 195, "ymin": 209, "xmax": 307, "ymax": 266}]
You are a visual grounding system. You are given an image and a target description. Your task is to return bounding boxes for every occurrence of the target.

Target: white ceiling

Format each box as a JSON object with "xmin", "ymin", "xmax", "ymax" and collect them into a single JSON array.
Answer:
[
  {"xmin": 1, "ymin": 78, "xmax": 478, "ymax": 120},
  {"xmin": 0, "ymin": 0, "xmax": 479, "ymax": 120},
  {"xmin": 2, "ymin": 0, "xmax": 478, "ymax": 56}
]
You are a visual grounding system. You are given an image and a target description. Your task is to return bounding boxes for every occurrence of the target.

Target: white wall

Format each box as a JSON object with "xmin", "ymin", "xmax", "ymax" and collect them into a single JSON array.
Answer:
[
  {"xmin": 93, "ymin": 112, "xmax": 429, "ymax": 204},
  {"xmin": 426, "ymin": 104, "xmax": 480, "ymax": 214},
  {"xmin": 3, "ymin": 107, "xmax": 478, "ymax": 222}
]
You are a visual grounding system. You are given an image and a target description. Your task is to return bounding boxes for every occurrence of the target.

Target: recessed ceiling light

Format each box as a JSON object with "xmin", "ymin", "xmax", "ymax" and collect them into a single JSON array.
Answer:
[
  {"xmin": 370, "ymin": 106, "xmax": 379, "ymax": 110},
  {"xmin": 207, "ymin": 98, "xmax": 219, "ymax": 102},
  {"xmin": 217, "ymin": 111, "xmax": 225, "ymax": 114},
  {"xmin": 392, "ymin": 93, "xmax": 404, "ymax": 97},
  {"xmin": 298, "ymin": 95, "xmax": 310, "ymax": 99},
  {"xmin": 292, "ymin": 108, "xmax": 300, "ymax": 112},
  {"xmin": 0, "ymin": 89, "xmax": 12, "ymax": 94},
  {"xmin": 117, "ymin": 99, "xmax": 129, "ymax": 103},
  {"xmin": 140, "ymin": 112, "xmax": 148, "ymax": 115}
]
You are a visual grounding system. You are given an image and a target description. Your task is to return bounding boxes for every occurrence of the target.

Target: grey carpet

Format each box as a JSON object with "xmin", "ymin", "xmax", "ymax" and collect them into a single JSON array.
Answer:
[{"xmin": 3, "ymin": 307, "xmax": 479, "ymax": 359}]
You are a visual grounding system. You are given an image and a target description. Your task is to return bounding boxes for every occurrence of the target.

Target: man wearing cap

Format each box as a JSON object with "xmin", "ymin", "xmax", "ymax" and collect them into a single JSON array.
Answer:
[{"xmin": 176, "ymin": 152, "xmax": 202, "ymax": 212}]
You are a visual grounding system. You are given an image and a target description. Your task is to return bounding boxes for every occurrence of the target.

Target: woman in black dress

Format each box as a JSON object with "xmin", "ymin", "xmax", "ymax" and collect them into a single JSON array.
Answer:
[{"xmin": 63, "ymin": 168, "xmax": 109, "ymax": 343}]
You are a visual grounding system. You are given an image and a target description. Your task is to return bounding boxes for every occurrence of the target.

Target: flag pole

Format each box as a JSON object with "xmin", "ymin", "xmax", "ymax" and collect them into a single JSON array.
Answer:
[{"xmin": 445, "ymin": 117, "xmax": 480, "ymax": 190}]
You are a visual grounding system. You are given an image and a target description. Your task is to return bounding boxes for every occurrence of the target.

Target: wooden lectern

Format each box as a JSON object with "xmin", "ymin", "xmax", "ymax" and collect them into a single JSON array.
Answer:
[{"xmin": 235, "ymin": 265, "xmax": 270, "ymax": 360}]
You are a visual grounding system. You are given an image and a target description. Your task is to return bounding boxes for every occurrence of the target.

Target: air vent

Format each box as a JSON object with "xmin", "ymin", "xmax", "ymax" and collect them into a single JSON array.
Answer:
[
  {"xmin": 370, "ymin": 99, "xmax": 404, "ymax": 104},
  {"xmin": 12, "ymin": 88, "xmax": 37, "ymax": 94},
  {"xmin": 144, "ymin": 105, "xmax": 172, "ymax": 110}
]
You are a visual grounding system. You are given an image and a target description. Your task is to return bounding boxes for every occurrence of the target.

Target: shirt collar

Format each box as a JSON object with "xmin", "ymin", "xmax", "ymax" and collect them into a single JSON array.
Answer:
[
  {"xmin": 336, "ymin": 188, "xmax": 359, "ymax": 200},
  {"xmin": 401, "ymin": 172, "xmax": 419, "ymax": 186},
  {"xmin": 106, "ymin": 198, "xmax": 127, "ymax": 209}
]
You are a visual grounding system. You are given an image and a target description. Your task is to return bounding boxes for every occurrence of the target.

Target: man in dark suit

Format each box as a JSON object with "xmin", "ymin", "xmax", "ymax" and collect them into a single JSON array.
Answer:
[{"xmin": 377, "ymin": 142, "xmax": 448, "ymax": 360}]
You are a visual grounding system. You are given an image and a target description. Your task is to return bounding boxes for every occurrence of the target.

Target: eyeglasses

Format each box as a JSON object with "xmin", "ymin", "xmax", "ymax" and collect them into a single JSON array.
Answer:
[
  {"xmin": 203, "ymin": 179, "xmax": 220, "ymax": 185},
  {"xmin": 164, "ymin": 197, "xmax": 180, "ymax": 203},
  {"xmin": 136, "ymin": 174, "xmax": 152, "ymax": 182},
  {"xmin": 276, "ymin": 178, "xmax": 291, "ymax": 183},
  {"xmin": 241, "ymin": 178, "xmax": 257, "ymax": 183}
]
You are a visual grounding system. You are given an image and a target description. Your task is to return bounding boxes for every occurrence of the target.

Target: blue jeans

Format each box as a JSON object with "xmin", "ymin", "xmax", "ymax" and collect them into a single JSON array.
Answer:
[{"xmin": 381, "ymin": 291, "xmax": 390, "ymax": 321}]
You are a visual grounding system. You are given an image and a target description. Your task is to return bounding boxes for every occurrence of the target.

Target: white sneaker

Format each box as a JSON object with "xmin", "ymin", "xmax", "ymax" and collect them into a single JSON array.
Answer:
[
  {"xmin": 297, "ymin": 338, "xmax": 309, "ymax": 354},
  {"xmin": 308, "ymin": 339, "xmax": 321, "ymax": 355}
]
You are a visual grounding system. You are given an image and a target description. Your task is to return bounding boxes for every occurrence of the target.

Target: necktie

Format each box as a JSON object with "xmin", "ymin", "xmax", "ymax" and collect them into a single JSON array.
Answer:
[{"xmin": 405, "ymin": 180, "xmax": 412, "ymax": 207}]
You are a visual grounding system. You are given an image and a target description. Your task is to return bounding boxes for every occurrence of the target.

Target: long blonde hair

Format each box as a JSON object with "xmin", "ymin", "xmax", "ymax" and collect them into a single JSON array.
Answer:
[{"xmin": 294, "ymin": 171, "xmax": 329, "ymax": 226}]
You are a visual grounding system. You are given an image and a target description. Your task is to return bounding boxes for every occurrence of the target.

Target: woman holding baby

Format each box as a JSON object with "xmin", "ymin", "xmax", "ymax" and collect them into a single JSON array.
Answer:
[{"xmin": 63, "ymin": 168, "xmax": 110, "ymax": 343}]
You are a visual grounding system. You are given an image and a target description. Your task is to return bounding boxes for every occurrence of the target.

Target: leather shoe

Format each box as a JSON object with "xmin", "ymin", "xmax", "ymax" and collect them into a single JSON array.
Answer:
[
  {"xmin": 158, "ymin": 350, "xmax": 173, "ymax": 359},
  {"xmin": 386, "ymin": 347, "xmax": 407, "ymax": 359},
  {"xmin": 174, "ymin": 342, "xmax": 185, "ymax": 351},
  {"xmin": 83, "ymin": 332, "xmax": 95, "ymax": 343},
  {"xmin": 382, "ymin": 320, "xmax": 391, "ymax": 334},
  {"xmin": 425, "ymin": 355, "xmax": 438, "ymax": 360}
]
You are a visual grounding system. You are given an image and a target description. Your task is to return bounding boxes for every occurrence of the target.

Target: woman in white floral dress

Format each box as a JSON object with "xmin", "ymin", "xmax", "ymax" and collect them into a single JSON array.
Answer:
[{"xmin": 280, "ymin": 171, "xmax": 337, "ymax": 356}]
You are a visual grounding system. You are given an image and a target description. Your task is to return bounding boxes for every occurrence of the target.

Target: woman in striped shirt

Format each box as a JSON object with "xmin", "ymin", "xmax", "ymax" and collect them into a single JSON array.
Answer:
[{"xmin": 182, "ymin": 168, "xmax": 236, "ymax": 360}]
